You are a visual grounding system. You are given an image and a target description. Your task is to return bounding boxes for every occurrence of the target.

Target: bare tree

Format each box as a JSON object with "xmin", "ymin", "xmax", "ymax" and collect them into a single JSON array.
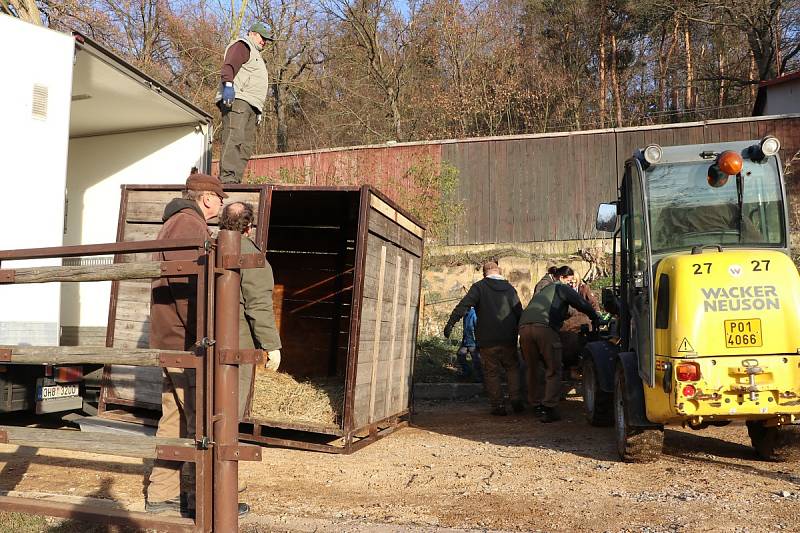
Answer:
[
  {"xmin": 320, "ymin": 0, "xmax": 417, "ymax": 141},
  {"xmin": 252, "ymin": 0, "xmax": 325, "ymax": 152}
]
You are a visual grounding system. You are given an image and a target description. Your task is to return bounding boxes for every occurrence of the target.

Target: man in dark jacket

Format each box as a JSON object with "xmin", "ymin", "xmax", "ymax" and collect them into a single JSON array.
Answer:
[
  {"xmin": 146, "ymin": 174, "xmax": 247, "ymax": 517},
  {"xmin": 218, "ymin": 202, "xmax": 282, "ymax": 418},
  {"xmin": 444, "ymin": 261, "xmax": 523, "ymax": 415},
  {"xmin": 519, "ymin": 275, "xmax": 601, "ymax": 422}
]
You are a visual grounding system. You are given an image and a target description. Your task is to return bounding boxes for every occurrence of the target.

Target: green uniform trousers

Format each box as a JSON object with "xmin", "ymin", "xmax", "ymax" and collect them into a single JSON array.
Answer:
[{"xmin": 219, "ymin": 99, "xmax": 257, "ymax": 183}]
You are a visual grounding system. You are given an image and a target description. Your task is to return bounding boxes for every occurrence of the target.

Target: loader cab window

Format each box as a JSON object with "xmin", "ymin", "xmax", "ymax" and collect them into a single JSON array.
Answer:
[{"xmin": 647, "ymin": 158, "xmax": 784, "ymax": 254}]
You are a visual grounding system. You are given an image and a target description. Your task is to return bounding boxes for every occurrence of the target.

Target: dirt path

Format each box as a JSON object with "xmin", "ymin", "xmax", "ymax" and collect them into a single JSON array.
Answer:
[{"xmin": 1, "ymin": 398, "xmax": 799, "ymax": 532}]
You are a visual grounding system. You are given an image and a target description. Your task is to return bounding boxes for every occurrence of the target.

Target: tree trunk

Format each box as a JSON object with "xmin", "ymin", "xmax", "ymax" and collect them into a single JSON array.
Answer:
[
  {"xmin": 273, "ymin": 81, "xmax": 288, "ymax": 153},
  {"xmin": 598, "ymin": 1, "xmax": 607, "ymax": 127},
  {"xmin": 611, "ymin": 34, "xmax": 623, "ymax": 127},
  {"xmin": 683, "ymin": 19, "xmax": 694, "ymax": 113},
  {"xmin": 718, "ymin": 51, "xmax": 726, "ymax": 116}
]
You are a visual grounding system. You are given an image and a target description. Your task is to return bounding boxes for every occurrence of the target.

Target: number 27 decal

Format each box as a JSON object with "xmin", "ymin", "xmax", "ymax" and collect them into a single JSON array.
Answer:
[
  {"xmin": 751, "ymin": 259, "xmax": 770, "ymax": 271},
  {"xmin": 692, "ymin": 263, "xmax": 711, "ymax": 275}
]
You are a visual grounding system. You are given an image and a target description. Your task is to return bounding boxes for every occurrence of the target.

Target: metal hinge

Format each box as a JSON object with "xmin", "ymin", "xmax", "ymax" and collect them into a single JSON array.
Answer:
[
  {"xmin": 218, "ymin": 349, "xmax": 263, "ymax": 365},
  {"xmin": 0, "ymin": 270, "xmax": 15, "ymax": 284},
  {"xmin": 217, "ymin": 444, "xmax": 262, "ymax": 462}
]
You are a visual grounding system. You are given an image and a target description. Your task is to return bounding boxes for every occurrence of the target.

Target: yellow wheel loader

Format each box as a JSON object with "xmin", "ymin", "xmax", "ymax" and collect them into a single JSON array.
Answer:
[{"xmin": 584, "ymin": 136, "xmax": 800, "ymax": 462}]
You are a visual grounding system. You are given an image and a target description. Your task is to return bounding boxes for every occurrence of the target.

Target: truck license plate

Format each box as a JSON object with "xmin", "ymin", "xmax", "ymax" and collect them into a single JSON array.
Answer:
[
  {"xmin": 38, "ymin": 384, "xmax": 79, "ymax": 400},
  {"xmin": 724, "ymin": 319, "xmax": 763, "ymax": 348}
]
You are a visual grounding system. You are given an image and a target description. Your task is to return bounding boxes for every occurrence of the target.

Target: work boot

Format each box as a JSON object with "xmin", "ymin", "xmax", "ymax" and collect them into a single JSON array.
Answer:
[
  {"xmin": 541, "ymin": 406, "xmax": 561, "ymax": 423},
  {"xmin": 490, "ymin": 407, "xmax": 507, "ymax": 416},
  {"xmin": 532, "ymin": 405, "xmax": 547, "ymax": 418},
  {"xmin": 145, "ymin": 499, "xmax": 181, "ymax": 515},
  {"xmin": 146, "ymin": 498, "xmax": 195, "ymax": 518},
  {"xmin": 511, "ymin": 401, "xmax": 525, "ymax": 414}
]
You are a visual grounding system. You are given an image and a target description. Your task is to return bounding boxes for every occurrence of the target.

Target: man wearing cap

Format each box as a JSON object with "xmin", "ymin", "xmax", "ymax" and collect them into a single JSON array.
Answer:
[
  {"xmin": 146, "ymin": 174, "xmax": 248, "ymax": 517},
  {"xmin": 216, "ymin": 22, "xmax": 272, "ymax": 184}
]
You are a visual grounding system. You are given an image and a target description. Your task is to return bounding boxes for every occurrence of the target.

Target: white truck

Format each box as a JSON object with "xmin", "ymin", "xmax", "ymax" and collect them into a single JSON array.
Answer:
[{"xmin": 0, "ymin": 15, "xmax": 212, "ymax": 414}]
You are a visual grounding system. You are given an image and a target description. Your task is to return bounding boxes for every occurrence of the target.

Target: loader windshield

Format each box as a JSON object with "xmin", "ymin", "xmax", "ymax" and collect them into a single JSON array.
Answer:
[{"xmin": 647, "ymin": 158, "xmax": 784, "ymax": 254}]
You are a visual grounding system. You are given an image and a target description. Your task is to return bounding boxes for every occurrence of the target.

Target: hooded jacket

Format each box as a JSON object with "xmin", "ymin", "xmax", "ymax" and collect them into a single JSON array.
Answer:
[
  {"xmin": 149, "ymin": 199, "xmax": 211, "ymax": 351},
  {"xmin": 446, "ymin": 277, "xmax": 522, "ymax": 347}
]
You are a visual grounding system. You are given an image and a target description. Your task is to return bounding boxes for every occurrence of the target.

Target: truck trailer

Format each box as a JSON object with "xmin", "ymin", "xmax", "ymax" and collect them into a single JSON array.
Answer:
[{"xmin": 0, "ymin": 15, "xmax": 212, "ymax": 414}]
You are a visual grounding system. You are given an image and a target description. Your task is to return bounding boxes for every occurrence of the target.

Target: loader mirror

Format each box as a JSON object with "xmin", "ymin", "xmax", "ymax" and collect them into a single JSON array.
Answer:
[{"xmin": 596, "ymin": 203, "xmax": 618, "ymax": 232}]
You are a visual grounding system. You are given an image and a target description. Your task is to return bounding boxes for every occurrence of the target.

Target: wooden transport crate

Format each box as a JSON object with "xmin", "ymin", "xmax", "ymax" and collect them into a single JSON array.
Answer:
[{"xmin": 100, "ymin": 184, "xmax": 424, "ymax": 453}]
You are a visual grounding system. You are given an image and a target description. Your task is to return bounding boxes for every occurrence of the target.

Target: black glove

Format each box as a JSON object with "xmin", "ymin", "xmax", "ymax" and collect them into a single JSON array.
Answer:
[{"xmin": 443, "ymin": 323, "xmax": 453, "ymax": 338}]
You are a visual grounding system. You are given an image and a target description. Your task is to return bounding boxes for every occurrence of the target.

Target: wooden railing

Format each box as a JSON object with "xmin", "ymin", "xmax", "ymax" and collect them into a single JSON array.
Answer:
[{"xmin": 0, "ymin": 233, "xmax": 262, "ymax": 532}]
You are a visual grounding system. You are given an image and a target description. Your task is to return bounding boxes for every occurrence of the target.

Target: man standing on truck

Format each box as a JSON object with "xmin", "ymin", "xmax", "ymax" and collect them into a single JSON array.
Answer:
[
  {"xmin": 519, "ymin": 271, "xmax": 601, "ymax": 423},
  {"xmin": 216, "ymin": 22, "xmax": 273, "ymax": 184},
  {"xmin": 218, "ymin": 201, "xmax": 282, "ymax": 417},
  {"xmin": 444, "ymin": 261, "xmax": 523, "ymax": 416},
  {"xmin": 146, "ymin": 174, "xmax": 248, "ymax": 517}
]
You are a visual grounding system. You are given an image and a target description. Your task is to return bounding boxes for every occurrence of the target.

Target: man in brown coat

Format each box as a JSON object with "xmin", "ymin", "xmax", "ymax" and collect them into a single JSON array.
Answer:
[
  {"xmin": 146, "ymin": 173, "xmax": 235, "ymax": 516},
  {"xmin": 218, "ymin": 201, "xmax": 282, "ymax": 418}
]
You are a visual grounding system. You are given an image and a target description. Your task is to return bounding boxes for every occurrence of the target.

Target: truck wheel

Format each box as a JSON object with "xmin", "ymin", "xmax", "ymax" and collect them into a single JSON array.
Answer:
[
  {"xmin": 747, "ymin": 421, "xmax": 800, "ymax": 461},
  {"xmin": 582, "ymin": 357, "xmax": 612, "ymax": 426},
  {"xmin": 613, "ymin": 365, "xmax": 663, "ymax": 463}
]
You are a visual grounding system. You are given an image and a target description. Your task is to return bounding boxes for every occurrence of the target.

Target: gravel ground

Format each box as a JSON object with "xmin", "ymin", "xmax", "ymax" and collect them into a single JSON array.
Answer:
[{"xmin": 1, "ymin": 397, "xmax": 799, "ymax": 532}]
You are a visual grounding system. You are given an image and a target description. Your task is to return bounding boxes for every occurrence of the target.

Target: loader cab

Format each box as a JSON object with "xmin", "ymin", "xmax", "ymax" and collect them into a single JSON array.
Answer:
[{"xmin": 597, "ymin": 137, "xmax": 789, "ymax": 386}]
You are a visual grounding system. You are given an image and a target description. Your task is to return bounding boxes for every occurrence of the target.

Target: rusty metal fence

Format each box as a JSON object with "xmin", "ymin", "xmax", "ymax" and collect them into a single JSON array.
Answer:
[{"xmin": 0, "ymin": 232, "xmax": 262, "ymax": 532}]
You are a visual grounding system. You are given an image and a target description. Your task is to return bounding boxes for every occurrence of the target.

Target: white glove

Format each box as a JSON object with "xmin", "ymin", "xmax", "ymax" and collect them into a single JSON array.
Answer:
[
  {"xmin": 256, "ymin": 113, "xmax": 263, "ymax": 127},
  {"xmin": 265, "ymin": 349, "xmax": 281, "ymax": 371}
]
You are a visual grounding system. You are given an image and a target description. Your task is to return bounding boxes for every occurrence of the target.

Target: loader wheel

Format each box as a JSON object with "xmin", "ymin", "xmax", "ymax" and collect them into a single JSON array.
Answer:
[
  {"xmin": 613, "ymin": 365, "xmax": 663, "ymax": 463},
  {"xmin": 582, "ymin": 357, "xmax": 612, "ymax": 426},
  {"xmin": 747, "ymin": 421, "xmax": 800, "ymax": 462}
]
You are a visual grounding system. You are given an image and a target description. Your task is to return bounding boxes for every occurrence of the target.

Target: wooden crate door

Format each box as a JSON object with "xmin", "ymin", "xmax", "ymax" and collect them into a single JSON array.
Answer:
[{"xmin": 352, "ymin": 193, "xmax": 423, "ymax": 430}]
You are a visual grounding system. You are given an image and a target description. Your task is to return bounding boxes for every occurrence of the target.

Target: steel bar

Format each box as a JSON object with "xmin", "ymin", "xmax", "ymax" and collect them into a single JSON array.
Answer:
[
  {"xmin": 0, "ymin": 238, "xmax": 207, "ymax": 261},
  {"xmin": 213, "ymin": 229, "xmax": 242, "ymax": 531},
  {"xmin": 0, "ymin": 426, "xmax": 194, "ymax": 459},
  {"xmin": 0, "ymin": 496, "xmax": 194, "ymax": 533},
  {"xmin": 196, "ymin": 239, "xmax": 215, "ymax": 532},
  {"xmin": 0, "ymin": 346, "xmax": 191, "ymax": 366}
]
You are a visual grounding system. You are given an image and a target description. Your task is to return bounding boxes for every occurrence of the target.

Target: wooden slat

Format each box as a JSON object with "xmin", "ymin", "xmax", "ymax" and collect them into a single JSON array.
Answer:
[
  {"xmin": 0, "ymin": 426, "xmax": 193, "ymax": 459},
  {"xmin": 3, "ymin": 262, "xmax": 163, "ymax": 284},
  {"xmin": 383, "ymin": 255, "xmax": 402, "ymax": 417},
  {"xmin": 367, "ymin": 245, "xmax": 387, "ymax": 423},
  {"xmin": 398, "ymin": 259, "xmax": 415, "ymax": 411},
  {"xmin": 104, "ymin": 365, "xmax": 163, "ymax": 406},
  {"xmin": 0, "ymin": 345, "xmax": 190, "ymax": 366}
]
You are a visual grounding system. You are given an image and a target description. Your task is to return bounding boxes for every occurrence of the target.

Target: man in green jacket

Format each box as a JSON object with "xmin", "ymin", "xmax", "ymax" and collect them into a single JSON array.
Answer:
[
  {"xmin": 219, "ymin": 202, "xmax": 282, "ymax": 417},
  {"xmin": 519, "ymin": 273, "xmax": 601, "ymax": 423}
]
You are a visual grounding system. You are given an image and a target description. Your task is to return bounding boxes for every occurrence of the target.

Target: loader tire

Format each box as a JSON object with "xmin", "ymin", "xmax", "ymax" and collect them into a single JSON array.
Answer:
[
  {"xmin": 747, "ymin": 421, "xmax": 800, "ymax": 462},
  {"xmin": 614, "ymin": 365, "xmax": 663, "ymax": 463},
  {"xmin": 582, "ymin": 357, "xmax": 612, "ymax": 426}
]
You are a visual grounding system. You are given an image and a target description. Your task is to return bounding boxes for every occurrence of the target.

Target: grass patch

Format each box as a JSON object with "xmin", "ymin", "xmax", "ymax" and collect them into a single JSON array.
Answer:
[
  {"xmin": 0, "ymin": 512, "xmax": 141, "ymax": 532},
  {"xmin": 414, "ymin": 336, "xmax": 460, "ymax": 383}
]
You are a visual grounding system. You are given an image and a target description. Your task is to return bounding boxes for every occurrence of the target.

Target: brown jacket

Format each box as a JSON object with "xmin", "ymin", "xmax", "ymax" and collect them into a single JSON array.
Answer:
[
  {"xmin": 238, "ymin": 235, "xmax": 281, "ymax": 351},
  {"xmin": 562, "ymin": 282, "xmax": 601, "ymax": 333},
  {"xmin": 150, "ymin": 199, "xmax": 211, "ymax": 351}
]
